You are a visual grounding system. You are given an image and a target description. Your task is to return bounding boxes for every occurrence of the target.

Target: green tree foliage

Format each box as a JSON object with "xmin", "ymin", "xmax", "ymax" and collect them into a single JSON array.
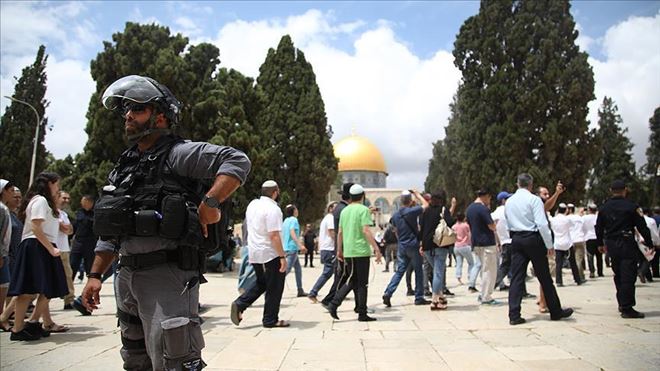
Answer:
[
  {"xmin": 256, "ymin": 35, "xmax": 337, "ymax": 222},
  {"xmin": 0, "ymin": 45, "xmax": 50, "ymax": 190},
  {"xmin": 586, "ymin": 97, "xmax": 637, "ymax": 205},
  {"xmin": 425, "ymin": 0, "xmax": 595, "ymax": 205},
  {"xmin": 646, "ymin": 107, "xmax": 660, "ymax": 177}
]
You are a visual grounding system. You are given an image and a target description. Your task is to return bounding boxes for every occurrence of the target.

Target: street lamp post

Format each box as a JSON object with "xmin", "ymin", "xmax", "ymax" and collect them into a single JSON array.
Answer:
[{"xmin": 3, "ymin": 95, "xmax": 44, "ymax": 186}]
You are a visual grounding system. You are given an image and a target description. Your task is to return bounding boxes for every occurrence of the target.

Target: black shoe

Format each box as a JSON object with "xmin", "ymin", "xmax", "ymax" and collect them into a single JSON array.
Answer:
[
  {"xmin": 354, "ymin": 307, "xmax": 375, "ymax": 314},
  {"xmin": 576, "ymin": 280, "xmax": 585, "ymax": 286},
  {"xmin": 598, "ymin": 274, "xmax": 604, "ymax": 277},
  {"xmin": 72, "ymin": 296, "xmax": 92, "ymax": 316},
  {"xmin": 297, "ymin": 290, "xmax": 308, "ymax": 297},
  {"xmin": 424, "ymin": 290, "xmax": 432, "ymax": 297},
  {"xmin": 382, "ymin": 269, "xmax": 389, "ymax": 273},
  {"xmin": 551, "ymin": 308, "xmax": 574, "ymax": 321},
  {"xmin": 556, "ymin": 283, "xmax": 564, "ymax": 287},
  {"xmin": 382, "ymin": 295, "xmax": 392, "ymax": 308},
  {"xmin": 358, "ymin": 315, "xmax": 377, "ymax": 322},
  {"xmin": 406, "ymin": 289, "xmax": 414, "ymax": 296},
  {"xmin": 509, "ymin": 318, "xmax": 526, "ymax": 326},
  {"xmin": 499, "ymin": 284, "xmax": 510, "ymax": 291},
  {"xmin": 25, "ymin": 322, "xmax": 49, "ymax": 338},
  {"xmin": 321, "ymin": 302, "xmax": 330, "ymax": 311},
  {"xmin": 63, "ymin": 304, "xmax": 74, "ymax": 310},
  {"xmin": 589, "ymin": 273, "xmax": 595, "ymax": 278},
  {"xmin": 621, "ymin": 309, "xmax": 645, "ymax": 319},
  {"xmin": 10, "ymin": 328, "xmax": 41, "ymax": 341},
  {"xmin": 443, "ymin": 288, "xmax": 455, "ymax": 296},
  {"xmin": 522, "ymin": 293, "xmax": 536, "ymax": 299},
  {"xmin": 310, "ymin": 265, "xmax": 315, "ymax": 268},
  {"xmin": 414, "ymin": 299, "xmax": 431, "ymax": 305},
  {"xmin": 468, "ymin": 287, "xmax": 478, "ymax": 293},
  {"xmin": 328, "ymin": 305, "xmax": 339, "ymax": 320}
]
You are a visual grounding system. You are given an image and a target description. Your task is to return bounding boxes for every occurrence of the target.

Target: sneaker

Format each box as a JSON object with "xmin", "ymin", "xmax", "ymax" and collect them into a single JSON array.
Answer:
[
  {"xmin": 468, "ymin": 287, "xmax": 479, "ymax": 293},
  {"xmin": 72, "ymin": 296, "xmax": 92, "ymax": 316},
  {"xmin": 443, "ymin": 288, "xmax": 455, "ymax": 296},
  {"xmin": 382, "ymin": 295, "xmax": 392, "ymax": 308},
  {"xmin": 480, "ymin": 299, "xmax": 502, "ymax": 306},
  {"xmin": 10, "ymin": 328, "xmax": 41, "ymax": 341},
  {"xmin": 509, "ymin": 318, "xmax": 526, "ymax": 326},
  {"xmin": 414, "ymin": 299, "xmax": 431, "ymax": 305},
  {"xmin": 358, "ymin": 315, "xmax": 377, "ymax": 322},
  {"xmin": 406, "ymin": 289, "xmax": 415, "ymax": 296},
  {"xmin": 550, "ymin": 308, "xmax": 574, "ymax": 321},
  {"xmin": 620, "ymin": 309, "xmax": 645, "ymax": 319}
]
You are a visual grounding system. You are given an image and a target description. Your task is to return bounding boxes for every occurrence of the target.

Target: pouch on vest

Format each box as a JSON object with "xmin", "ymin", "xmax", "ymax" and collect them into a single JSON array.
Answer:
[
  {"xmin": 134, "ymin": 210, "xmax": 161, "ymax": 237},
  {"xmin": 160, "ymin": 195, "xmax": 187, "ymax": 239},
  {"xmin": 161, "ymin": 317, "xmax": 205, "ymax": 371},
  {"xmin": 94, "ymin": 195, "xmax": 135, "ymax": 236}
]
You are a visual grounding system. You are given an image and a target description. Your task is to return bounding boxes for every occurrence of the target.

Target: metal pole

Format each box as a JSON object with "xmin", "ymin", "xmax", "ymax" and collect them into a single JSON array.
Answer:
[{"xmin": 3, "ymin": 96, "xmax": 42, "ymax": 187}]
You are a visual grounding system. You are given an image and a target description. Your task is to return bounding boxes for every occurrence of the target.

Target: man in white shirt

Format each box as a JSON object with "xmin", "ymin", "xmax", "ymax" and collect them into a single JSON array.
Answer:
[
  {"xmin": 567, "ymin": 203, "xmax": 587, "ymax": 283},
  {"xmin": 639, "ymin": 207, "xmax": 660, "ymax": 282},
  {"xmin": 582, "ymin": 204, "xmax": 602, "ymax": 278},
  {"xmin": 308, "ymin": 202, "xmax": 337, "ymax": 303},
  {"xmin": 550, "ymin": 203, "xmax": 581, "ymax": 286},
  {"xmin": 56, "ymin": 191, "xmax": 75, "ymax": 310},
  {"xmin": 505, "ymin": 173, "xmax": 572, "ymax": 325},
  {"xmin": 231, "ymin": 180, "xmax": 290, "ymax": 328}
]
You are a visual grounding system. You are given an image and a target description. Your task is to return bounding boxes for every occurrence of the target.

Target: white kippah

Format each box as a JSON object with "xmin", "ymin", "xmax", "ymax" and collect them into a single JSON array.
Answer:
[
  {"xmin": 567, "ymin": 203, "xmax": 575, "ymax": 208},
  {"xmin": 401, "ymin": 190, "xmax": 411, "ymax": 196},
  {"xmin": 558, "ymin": 203, "xmax": 567, "ymax": 208},
  {"xmin": 349, "ymin": 184, "xmax": 364, "ymax": 195},
  {"xmin": 262, "ymin": 180, "xmax": 278, "ymax": 188}
]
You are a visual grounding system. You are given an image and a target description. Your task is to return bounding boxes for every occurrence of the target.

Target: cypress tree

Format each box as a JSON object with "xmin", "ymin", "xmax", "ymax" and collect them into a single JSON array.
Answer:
[
  {"xmin": 586, "ymin": 97, "xmax": 636, "ymax": 205},
  {"xmin": 256, "ymin": 35, "xmax": 338, "ymax": 222},
  {"xmin": 0, "ymin": 45, "xmax": 50, "ymax": 189},
  {"xmin": 426, "ymin": 0, "xmax": 595, "ymax": 204}
]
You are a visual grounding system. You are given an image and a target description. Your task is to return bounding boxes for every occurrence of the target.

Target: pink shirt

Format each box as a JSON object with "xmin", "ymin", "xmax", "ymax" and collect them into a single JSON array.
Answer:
[{"xmin": 452, "ymin": 222, "xmax": 471, "ymax": 247}]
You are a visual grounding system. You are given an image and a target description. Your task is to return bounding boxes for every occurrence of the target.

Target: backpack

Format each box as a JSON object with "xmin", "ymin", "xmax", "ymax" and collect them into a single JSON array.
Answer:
[
  {"xmin": 433, "ymin": 207, "xmax": 456, "ymax": 247},
  {"xmin": 383, "ymin": 224, "xmax": 398, "ymax": 244}
]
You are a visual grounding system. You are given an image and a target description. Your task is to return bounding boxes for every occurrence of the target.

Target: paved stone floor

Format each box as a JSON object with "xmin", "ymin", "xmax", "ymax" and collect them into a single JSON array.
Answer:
[{"xmin": 2, "ymin": 259, "xmax": 659, "ymax": 370}]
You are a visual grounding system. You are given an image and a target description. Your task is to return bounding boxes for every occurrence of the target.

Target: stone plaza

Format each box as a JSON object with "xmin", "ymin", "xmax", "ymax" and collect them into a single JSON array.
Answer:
[{"xmin": 1, "ymin": 260, "xmax": 659, "ymax": 370}]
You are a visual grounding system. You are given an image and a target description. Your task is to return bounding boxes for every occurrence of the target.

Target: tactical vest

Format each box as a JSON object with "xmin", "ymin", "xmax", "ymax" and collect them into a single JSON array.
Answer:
[{"xmin": 94, "ymin": 135, "xmax": 203, "ymax": 246}]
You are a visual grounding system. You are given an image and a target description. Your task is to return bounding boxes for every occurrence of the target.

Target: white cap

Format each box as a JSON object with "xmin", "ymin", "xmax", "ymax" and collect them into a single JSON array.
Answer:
[
  {"xmin": 0, "ymin": 179, "xmax": 8, "ymax": 191},
  {"xmin": 262, "ymin": 180, "xmax": 278, "ymax": 188},
  {"xmin": 349, "ymin": 184, "xmax": 364, "ymax": 195},
  {"xmin": 558, "ymin": 203, "xmax": 567, "ymax": 208}
]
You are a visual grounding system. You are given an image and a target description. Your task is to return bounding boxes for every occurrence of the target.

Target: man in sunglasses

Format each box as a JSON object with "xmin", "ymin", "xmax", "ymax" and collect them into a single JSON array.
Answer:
[{"xmin": 81, "ymin": 75, "xmax": 251, "ymax": 370}]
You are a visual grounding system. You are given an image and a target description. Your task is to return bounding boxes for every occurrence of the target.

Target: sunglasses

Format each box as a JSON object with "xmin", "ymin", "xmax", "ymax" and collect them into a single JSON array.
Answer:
[{"xmin": 121, "ymin": 102, "xmax": 149, "ymax": 116}]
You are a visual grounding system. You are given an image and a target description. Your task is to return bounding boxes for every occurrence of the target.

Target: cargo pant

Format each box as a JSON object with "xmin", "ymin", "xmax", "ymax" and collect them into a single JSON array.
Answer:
[{"xmin": 115, "ymin": 263, "xmax": 205, "ymax": 371}]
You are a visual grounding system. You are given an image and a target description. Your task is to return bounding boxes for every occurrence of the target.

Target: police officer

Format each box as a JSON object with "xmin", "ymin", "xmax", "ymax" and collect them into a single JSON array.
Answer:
[
  {"xmin": 81, "ymin": 75, "xmax": 251, "ymax": 370},
  {"xmin": 596, "ymin": 180, "xmax": 653, "ymax": 319}
]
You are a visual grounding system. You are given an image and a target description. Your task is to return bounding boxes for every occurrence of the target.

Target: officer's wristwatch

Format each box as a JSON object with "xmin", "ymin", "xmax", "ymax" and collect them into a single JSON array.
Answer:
[{"xmin": 203, "ymin": 195, "xmax": 220, "ymax": 209}]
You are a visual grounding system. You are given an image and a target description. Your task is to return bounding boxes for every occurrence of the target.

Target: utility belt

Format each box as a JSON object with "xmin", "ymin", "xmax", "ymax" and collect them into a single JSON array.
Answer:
[
  {"xmin": 118, "ymin": 247, "xmax": 201, "ymax": 271},
  {"xmin": 94, "ymin": 194, "xmax": 202, "ymax": 246}
]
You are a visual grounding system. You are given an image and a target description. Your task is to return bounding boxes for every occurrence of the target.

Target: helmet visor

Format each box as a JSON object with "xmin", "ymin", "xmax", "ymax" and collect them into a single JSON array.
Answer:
[{"xmin": 102, "ymin": 75, "xmax": 164, "ymax": 110}]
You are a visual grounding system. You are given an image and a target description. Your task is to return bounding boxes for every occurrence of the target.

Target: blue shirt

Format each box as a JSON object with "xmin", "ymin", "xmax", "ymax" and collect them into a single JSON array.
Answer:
[
  {"xmin": 392, "ymin": 205, "xmax": 423, "ymax": 249},
  {"xmin": 466, "ymin": 202, "xmax": 496, "ymax": 247},
  {"xmin": 282, "ymin": 216, "xmax": 300, "ymax": 253},
  {"xmin": 505, "ymin": 188, "xmax": 553, "ymax": 249}
]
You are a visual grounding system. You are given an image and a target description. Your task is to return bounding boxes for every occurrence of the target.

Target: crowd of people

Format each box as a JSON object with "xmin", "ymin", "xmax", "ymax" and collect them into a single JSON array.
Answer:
[{"xmin": 1, "ymin": 74, "xmax": 658, "ymax": 371}]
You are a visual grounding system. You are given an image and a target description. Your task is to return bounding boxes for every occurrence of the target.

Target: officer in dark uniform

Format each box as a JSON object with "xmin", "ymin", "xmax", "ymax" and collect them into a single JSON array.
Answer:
[
  {"xmin": 596, "ymin": 180, "xmax": 653, "ymax": 319},
  {"xmin": 81, "ymin": 75, "xmax": 251, "ymax": 370}
]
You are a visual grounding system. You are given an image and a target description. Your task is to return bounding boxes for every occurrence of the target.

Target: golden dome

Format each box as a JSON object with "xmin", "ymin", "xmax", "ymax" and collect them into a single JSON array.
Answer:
[{"xmin": 334, "ymin": 134, "xmax": 387, "ymax": 173}]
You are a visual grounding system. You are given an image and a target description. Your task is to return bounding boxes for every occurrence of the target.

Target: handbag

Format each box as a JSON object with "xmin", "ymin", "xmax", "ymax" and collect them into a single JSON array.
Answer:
[{"xmin": 433, "ymin": 207, "xmax": 456, "ymax": 247}]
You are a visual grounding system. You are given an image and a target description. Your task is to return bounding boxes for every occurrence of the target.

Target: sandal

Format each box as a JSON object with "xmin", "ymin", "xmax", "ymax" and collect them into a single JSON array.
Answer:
[
  {"xmin": 264, "ymin": 320, "xmax": 290, "ymax": 328},
  {"xmin": 43, "ymin": 323, "xmax": 69, "ymax": 333},
  {"xmin": 430, "ymin": 302, "xmax": 448, "ymax": 311}
]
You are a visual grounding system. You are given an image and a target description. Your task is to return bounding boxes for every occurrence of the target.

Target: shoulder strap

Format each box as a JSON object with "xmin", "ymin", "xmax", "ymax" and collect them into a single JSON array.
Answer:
[{"xmin": 399, "ymin": 209, "xmax": 418, "ymax": 234}]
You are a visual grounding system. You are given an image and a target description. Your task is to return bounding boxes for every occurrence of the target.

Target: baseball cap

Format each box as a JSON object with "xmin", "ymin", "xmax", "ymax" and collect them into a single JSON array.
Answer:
[
  {"xmin": 262, "ymin": 180, "xmax": 278, "ymax": 188},
  {"xmin": 610, "ymin": 180, "xmax": 626, "ymax": 190},
  {"xmin": 496, "ymin": 191, "xmax": 512, "ymax": 202},
  {"xmin": 349, "ymin": 184, "xmax": 365, "ymax": 195}
]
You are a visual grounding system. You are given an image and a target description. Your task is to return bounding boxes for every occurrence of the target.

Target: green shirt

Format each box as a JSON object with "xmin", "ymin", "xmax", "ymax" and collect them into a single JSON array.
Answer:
[{"xmin": 339, "ymin": 203, "xmax": 373, "ymax": 258}]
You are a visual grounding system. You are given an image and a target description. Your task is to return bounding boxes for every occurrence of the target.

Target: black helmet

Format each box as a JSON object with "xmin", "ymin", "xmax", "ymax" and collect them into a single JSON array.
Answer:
[{"xmin": 102, "ymin": 75, "xmax": 181, "ymax": 124}]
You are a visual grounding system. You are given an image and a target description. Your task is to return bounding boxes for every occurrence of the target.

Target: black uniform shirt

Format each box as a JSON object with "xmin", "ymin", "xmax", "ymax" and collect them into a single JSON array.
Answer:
[
  {"xmin": 595, "ymin": 196, "xmax": 652, "ymax": 247},
  {"xmin": 332, "ymin": 200, "xmax": 348, "ymax": 252}
]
